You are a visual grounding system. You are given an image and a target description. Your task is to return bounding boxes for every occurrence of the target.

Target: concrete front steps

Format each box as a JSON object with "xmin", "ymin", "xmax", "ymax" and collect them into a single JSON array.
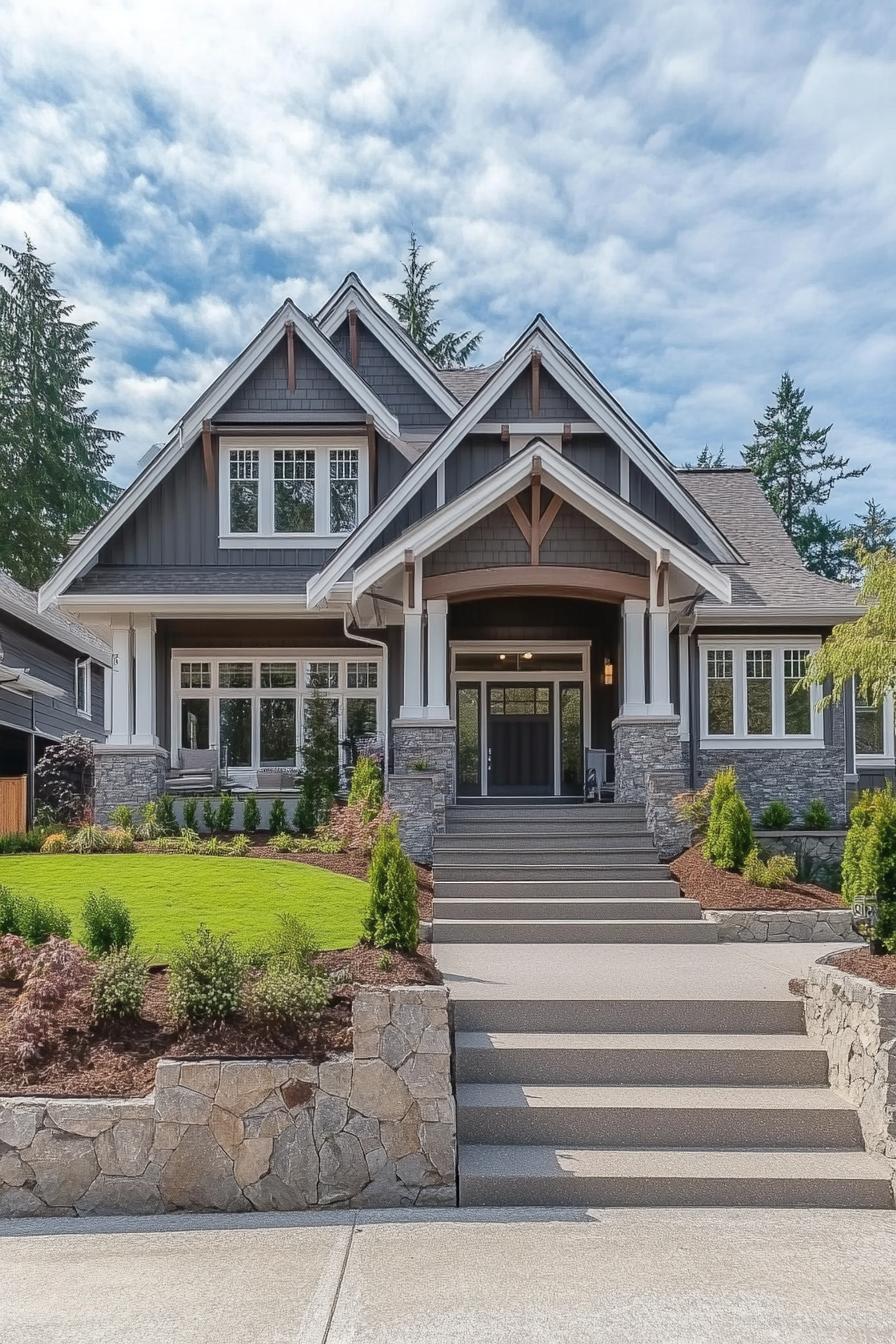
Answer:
[{"xmin": 455, "ymin": 997, "xmax": 895, "ymax": 1209}]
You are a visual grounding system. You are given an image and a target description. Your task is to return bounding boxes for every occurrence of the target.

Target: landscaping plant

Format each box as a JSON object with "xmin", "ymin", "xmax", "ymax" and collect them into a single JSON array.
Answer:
[
  {"xmin": 270, "ymin": 831, "xmax": 294, "ymax": 853},
  {"xmin": 0, "ymin": 885, "xmax": 20, "ymax": 935},
  {"xmin": 201, "ymin": 836, "xmax": 230, "ymax": 856},
  {"xmin": 760, "ymin": 800, "xmax": 794, "ymax": 829},
  {"xmin": 673, "ymin": 777, "xmax": 715, "ymax": 835},
  {"xmin": 108, "ymin": 804, "xmax": 134, "ymax": 831},
  {"xmin": 266, "ymin": 912, "xmax": 320, "ymax": 974},
  {"xmin": 136, "ymin": 801, "xmax": 165, "ymax": 841},
  {"xmin": 840, "ymin": 788, "xmax": 896, "ymax": 951},
  {"xmin": 242, "ymin": 795, "xmax": 260, "ymax": 834},
  {"xmin": 104, "ymin": 826, "xmax": 135, "ymax": 853},
  {"xmin": 92, "ymin": 947, "xmax": 147, "ymax": 1022},
  {"xmin": 216, "ymin": 794, "xmax": 235, "ymax": 833},
  {"xmin": 16, "ymin": 894, "xmax": 72, "ymax": 945},
  {"xmin": 703, "ymin": 767, "xmax": 754, "ymax": 872},
  {"xmin": 5, "ymin": 936, "xmax": 94, "ymax": 1065},
  {"xmin": 33, "ymin": 734, "xmax": 94, "ymax": 824},
  {"xmin": 742, "ymin": 847, "xmax": 798, "ymax": 889},
  {"xmin": 229, "ymin": 833, "xmax": 250, "ymax": 856},
  {"xmin": 39, "ymin": 832, "xmax": 69, "ymax": 854},
  {"xmin": 81, "ymin": 889, "xmax": 135, "ymax": 956},
  {"xmin": 202, "ymin": 798, "xmax": 219, "ymax": 833},
  {"xmin": 269, "ymin": 797, "xmax": 288, "ymax": 835},
  {"xmin": 156, "ymin": 794, "xmax": 178, "ymax": 835},
  {"xmin": 69, "ymin": 823, "xmax": 108, "ymax": 854},
  {"xmin": 347, "ymin": 755, "xmax": 383, "ymax": 820},
  {"xmin": 245, "ymin": 963, "xmax": 329, "ymax": 1032},
  {"xmin": 177, "ymin": 826, "xmax": 203, "ymax": 854},
  {"xmin": 182, "ymin": 798, "xmax": 198, "ymax": 830},
  {"xmin": 362, "ymin": 820, "xmax": 418, "ymax": 953},
  {"xmin": 167, "ymin": 925, "xmax": 244, "ymax": 1026},
  {"xmin": 0, "ymin": 829, "xmax": 48, "ymax": 854},
  {"xmin": 803, "ymin": 798, "xmax": 834, "ymax": 830},
  {"xmin": 295, "ymin": 689, "xmax": 339, "ymax": 834}
]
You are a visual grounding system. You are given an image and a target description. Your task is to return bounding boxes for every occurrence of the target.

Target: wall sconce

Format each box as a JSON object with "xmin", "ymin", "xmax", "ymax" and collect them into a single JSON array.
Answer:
[
  {"xmin": 522, "ymin": 651, "xmax": 533, "ymax": 660},
  {"xmin": 602, "ymin": 657, "xmax": 614, "ymax": 686},
  {"xmin": 498, "ymin": 653, "xmax": 507, "ymax": 661}
]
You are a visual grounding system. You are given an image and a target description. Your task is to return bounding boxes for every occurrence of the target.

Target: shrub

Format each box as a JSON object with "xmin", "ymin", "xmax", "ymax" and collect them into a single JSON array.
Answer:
[
  {"xmin": 81, "ymin": 890, "xmax": 135, "ymax": 955},
  {"xmin": 92, "ymin": 947, "xmax": 147, "ymax": 1021},
  {"xmin": 324, "ymin": 799, "xmax": 393, "ymax": 856},
  {"xmin": 294, "ymin": 836, "xmax": 343, "ymax": 854},
  {"xmin": 16, "ymin": 895, "xmax": 72, "ymax": 945},
  {"xmin": 803, "ymin": 798, "xmax": 834, "ymax": 830},
  {"xmin": 229, "ymin": 832, "xmax": 250, "ymax": 857},
  {"xmin": 108, "ymin": 804, "xmax": 134, "ymax": 831},
  {"xmin": 296, "ymin": 689, "xmax": 340, "ymax": 834},
  {"xmin": 216, "ymin": 794, "xmax": 235, "ymax": 832},
  {"xmin": 0, "ymin": 886, "xmax": 21, "ymax": 935},
  {"xmin": 202, "ymin": 798, "xmax": 219, "ymax": 833},
  {"xmin": 0, "ymin": 933, "xmax": 35, "ymax": 982},
  {"xmin": 266, "ymin": 912, "xmax": 320, "ymax": 974},
  {"xmin": 269, "ymin": 797, "xmax": 288, "ymax": 835},
  {"xmin": 202, "ymin": 837, "xmax": 230, "ymax": 856},
  {"xmin": 40, "ymin": 832, "xmax": 69, "ymax": 854},
  {"xmin": 703, "ymin": 767, "xmax": 754, "ymax": 872},
  {"xmin": 182, "ymin": 798, "xmax": 198, "ymax": 830},
  {"xmin": 742, "ymin": 846, "xmax": 798, "ymax": 889},
  {"xmin": 6, "ymin": 936, "xmax": 94, "ymax": 1064},
  {"xmin": 362, "ymin": 821, "xmax": 419, "ymax": 952},
  {"xmin": 245, "ymin": 963, "xmax": 329, "ymax": 1032},
  {"xmin": 847, "ymin": 789, "xmax": 896, "ymax": 950},
  {"xmin": 673, "ymin": 778, "xmax": 715, "ymax": 835},
  {"xmin": 104, "ymin": 826, "xmax": 135, "ymax": 853},
  {"xmin": 760, "ymin": 800, "xmax": 794, "ymax": 829},
  {"xmin": 842, "ymin": 790, "xmax": 879, "ymax": 904},
  {"xmin": 242, "ymin": 796, "xmax": 261, "ymax": 834},
  {"xmin": 347, "ymin": 755, "xmax": 383, "ymax": 820},
  {"xmin": 69, "ymin": 823, "xmax": 108, "ymax": 854},
  {"xmin": 33, "ymin": 734, "xmax": 94, "ymax": 824},
  {"xmin": 0, "ymin": 830, "xmax": 47, "ymax": 854},
  {"xmin": 270, "ymin": 831, "xmax": 294, "ymax": 853},
  {"xmin": 136, "ymin": 801, "xmax": 165, "ymax": 841},
  {"xmin": 156, "ymin": 794, "xmax": 178, "ymax": 836},
  {"xmin": 167, "ymin": 926, "xmax": 244, "ymax": 1025},
  {"xmin": 178, "ymin": 826, "xmax": 203, "ymax": 854}
]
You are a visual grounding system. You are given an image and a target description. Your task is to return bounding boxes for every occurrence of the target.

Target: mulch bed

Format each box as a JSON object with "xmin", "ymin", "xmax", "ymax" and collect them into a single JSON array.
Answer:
[
  {"xmin": 671, "ymin": 844, "xmax": 845, "ymax": 911},
  {"xmin": 0, "ymin": 945, "xmax": 440, "ymax": 1099},
  {"xmin": 826, "ymin": 948, "xmax": 896, "ymax": 990}
]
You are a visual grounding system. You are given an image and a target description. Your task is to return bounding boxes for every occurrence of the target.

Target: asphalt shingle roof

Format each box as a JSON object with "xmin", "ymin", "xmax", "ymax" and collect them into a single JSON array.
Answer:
[
  {"xmin": 0, "ymin": 569, "xmax": 111, "ymax": 661},
  {"xmin": 66, "ymin": 567, "xmax": 315, "ymax": 596},
  {"xmin": 436, "ymin": 364, "xmax": 501, "ymax": 404}
]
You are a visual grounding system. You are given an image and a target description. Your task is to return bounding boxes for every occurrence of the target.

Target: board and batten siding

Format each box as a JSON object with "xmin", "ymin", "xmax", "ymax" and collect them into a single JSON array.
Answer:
[
  {"xmin": 0, "ymin": 614, "xmax": 105, "ymax": 741},
  {"xmin": 486, "ymin": 366, "xmax": 591, "ymax": 422},
  {"xmin": 629, "ymin": 464, "xmax": 716, "ymax": 561}
]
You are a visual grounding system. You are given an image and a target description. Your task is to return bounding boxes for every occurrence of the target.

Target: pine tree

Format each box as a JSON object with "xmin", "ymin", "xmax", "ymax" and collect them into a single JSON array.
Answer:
[
  {"xmin": 742, "ymin": 372, "xmax": 866, "ymax": 576},
  {"xmin": 684, "ymin": 444, "xmax": 726, "ymax": 469},
  {"xmin": 0, "ymin": 238, "xmax": 120, "ymax": 587},
  {"xmin": 296, "ymin": 689, "xmax": 340, "ymax": 833},
  {"xmin": 385, "ymin": 233, "xmax": 482, "ymax": 369},
  {"xmin": 841, "ymin": 498, "xmax": 896, "ymax": 584}
]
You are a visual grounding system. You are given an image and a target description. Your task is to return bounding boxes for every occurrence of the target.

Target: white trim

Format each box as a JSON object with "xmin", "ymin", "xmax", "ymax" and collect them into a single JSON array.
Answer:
[
  {"xmin": 56, "ymin": 591, "xmax": 352, "ymax": 617},
  {"xmin": 694, "ymin": 603, "xmax": 863, "ymax": 626},
  {"xmin": 347, "ymin": 439, "xmax": 732, "ymax": 606},
  {"xmin": 0, "ymin": 583, "xmax": 110, "ymax": 665},
  {"xmin": 853, "ymin": 686, "xmax": 895, "ymax": 767},
  {"xmin": 217, "ymin": 436, "xmax": 369, "ymax": 545},
  {"xmin": 0, "ymin": 664, "xmax": 68, "ymax": 699},
  {"xmin": 38, "ymin": 300, "xmax": 399, "ymax": 610},
  {"xmin": 75, "ymin": 657, "xmax": 91, "ymax": 718},
  {"xmin": 316, "ymin": 277, "xmax": 461, "ymax": 417},
  {"xmin": 698, "ymin": 636, "xmax": 824, "ymax": 750}
]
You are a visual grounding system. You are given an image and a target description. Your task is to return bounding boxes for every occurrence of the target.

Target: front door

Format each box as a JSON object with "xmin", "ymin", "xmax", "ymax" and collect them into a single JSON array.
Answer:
[{"xmin": 486, "ymin": 683, "xmax": 553, "ymax": 796}]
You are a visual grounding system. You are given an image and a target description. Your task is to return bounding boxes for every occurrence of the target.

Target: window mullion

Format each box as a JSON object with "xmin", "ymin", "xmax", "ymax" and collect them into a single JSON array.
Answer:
[
  {"xmin": 316, "ymin": 448, "xmax": 327, "ymax": 534},
  {"xmin": 734, "ymin": 649, "xmax": 746, "ymax": 738},
  {"xmin": 772, "ymin": 647, "xmax": 784, "ymax": 738}
]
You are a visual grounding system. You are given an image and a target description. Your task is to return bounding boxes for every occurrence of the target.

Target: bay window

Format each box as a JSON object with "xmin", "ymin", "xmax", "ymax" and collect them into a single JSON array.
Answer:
[
  {"xmin": 220, "ymin": 439, "xmax": 368, "ymax": 544},
  {"xmin": 700, "ymin": 640, "xmax": 823, "ymax": 747}
]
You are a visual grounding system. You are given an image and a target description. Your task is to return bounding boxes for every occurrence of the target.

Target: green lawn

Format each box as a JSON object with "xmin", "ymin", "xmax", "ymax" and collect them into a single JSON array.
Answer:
[{"xmin": 0, "ymin": 854, "xmax": 368, "ymax": 962}]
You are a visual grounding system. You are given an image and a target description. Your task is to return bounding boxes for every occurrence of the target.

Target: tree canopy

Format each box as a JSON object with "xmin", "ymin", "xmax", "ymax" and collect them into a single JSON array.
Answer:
[
  {"xmin": 0, "ymin": 238, "xmax": 119, "ymax": 588},
  {"xmin": 684, "ymin": 444, "xmax": 726, "ymax": 469},
  {"xmin": 385, "ymin": 233, "xmax": 482, "ymax": 369},
  {"xmin": 804, "ymin": 546, "xmax": 896, "ymax": 706}
]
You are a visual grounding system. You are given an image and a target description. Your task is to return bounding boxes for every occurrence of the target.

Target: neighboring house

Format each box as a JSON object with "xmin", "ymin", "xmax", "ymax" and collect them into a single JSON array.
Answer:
[
  {"xmin": 36, "ymin": 275, "xmax": 886, "ymax": 851},
  {"xmin": 0, "ymin": 570, "xmax": 109, "ymax": 828}
]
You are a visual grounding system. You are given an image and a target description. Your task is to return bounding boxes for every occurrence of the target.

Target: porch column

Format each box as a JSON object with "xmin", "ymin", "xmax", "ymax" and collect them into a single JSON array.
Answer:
[
  {"xmin": 621, "ymin": 598, "xmax": 647, "ymax": 716},
  {"xmin": 133, "ymin": 616, "xmax": 157, "ymax": 746},
  {"xmin": 400, "ymin": 611, "xmax": 424, "ymax": 719},
  {"xmin": 648, "ymin": 608, "xmax": 674, "ymax": 717},
  {"xmin": 425, "ymin": 599, "xmax": 450, "ymax": 720},
  {"xmin": 108, "ymin": 618, "xmax": 132, "ymax": 745}
]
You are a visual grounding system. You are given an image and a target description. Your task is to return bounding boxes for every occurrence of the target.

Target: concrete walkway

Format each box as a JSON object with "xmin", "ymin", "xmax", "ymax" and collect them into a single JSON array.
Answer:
[{"xmin": 3, "ymin": 1206, "xmax": 895, "ymax": 1342}]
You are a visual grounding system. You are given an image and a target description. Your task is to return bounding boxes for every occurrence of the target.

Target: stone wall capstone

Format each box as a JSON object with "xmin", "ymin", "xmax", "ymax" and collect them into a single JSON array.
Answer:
[
  {"xmin": 93, "ymin": 745, "xmax": 168, "ymax": 824},
  {"xmin": 0, "ymin": 985, "xmax": 456, "ymax": 1218}
]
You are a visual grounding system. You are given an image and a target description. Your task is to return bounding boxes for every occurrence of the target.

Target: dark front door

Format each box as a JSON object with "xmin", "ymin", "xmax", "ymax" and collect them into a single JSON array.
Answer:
[{"xmin": 487, "ymin": 683, "xmax": 553, "ymax": 795}]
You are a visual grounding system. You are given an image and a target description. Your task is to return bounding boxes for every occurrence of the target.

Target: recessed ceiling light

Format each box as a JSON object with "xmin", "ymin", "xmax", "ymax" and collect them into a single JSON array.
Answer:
[
  {"xmin": 522, "ymin": 651, "xmax": 533, "ymax": 660},
  {"xmin": 498, "ymin": 653, "xmax": 507, "ymax": 661}
]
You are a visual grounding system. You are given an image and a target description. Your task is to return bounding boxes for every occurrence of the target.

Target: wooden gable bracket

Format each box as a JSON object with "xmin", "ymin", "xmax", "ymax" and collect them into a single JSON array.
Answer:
[
  {"xmin": 562, "ymin": 422, "xmax": 572, "ymax": 448},
  {"xmin": 655, "ymin": 548, "xmax": 671, "ymax": 608},
  {"xmin": 500, "ymin": 423, "xmax": 510, "ymax": 448},
  {"xmin": 504, "ymin": 454, "xmax": 563, "ymax": 564},
  {"xmin": 366, "ymin": 416, "xmax": 377, "ymax": 499},
  {"xmin": 530, "ymin": 456, "xmax": 542, "ymax": 563},
  {"xmin": 403, "ymin": 549, "xmax": 416, "ymax": 610},
  {"xmin": 201, "ymin": 419, "xmax": 216, "ymax": 490},
  {"xmin": 530, "ymin": 351, "xmax": 541, "ymax": 417},
  {"xmin": 285, "ymin": 320, "xmax": 296, "ymax": 392},
  {"xmin": 348, "ymin": 307, "xmax": 359, "ymax": 368}
]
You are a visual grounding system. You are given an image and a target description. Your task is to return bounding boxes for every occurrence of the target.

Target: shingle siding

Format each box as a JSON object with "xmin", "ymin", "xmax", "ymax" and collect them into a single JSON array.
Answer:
[
  {"xmin": 330, "ymin": 319, "xmax": 449, "ymax": 431},
  {"xmin": 487, "ymin": 367, "xmax": 590, "ymax": 421},
  {"xmin": 539, "ymin": 503, "xmax": 649, "ymax": 573},
  {"xmin": 563, "ymin": 434, "xmax": 620, "ymax": 493},
  {"xmin": 220, "ymin": 340, "xmax": 362, "ymax": 416}
]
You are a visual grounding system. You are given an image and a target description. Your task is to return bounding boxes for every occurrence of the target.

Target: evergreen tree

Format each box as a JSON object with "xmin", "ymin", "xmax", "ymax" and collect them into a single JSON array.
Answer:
[
  {"xmin": 385, "ymin": 233, "xmax": 482, "ymax": 369},
  {"xmin": 791, "ymin": 508, "xmax": 848, "ymax": 581},
  {"xmin": 742, "ymin": 372, "xmax": 866, "ymax": 576},
  {"xmin": 684, "ymin": 444, "xmax": 726, "ymax": 469},
  {"xmin": 0, "ymin": 238, "xmax": 120, "ymax": 587},
  {"xmin": 841, "ymin": 498, "xmax": 896, "ymax": 584},
  {"xmin": 296, "ymin": 689, "xmax": 340, "ymax": 833}
]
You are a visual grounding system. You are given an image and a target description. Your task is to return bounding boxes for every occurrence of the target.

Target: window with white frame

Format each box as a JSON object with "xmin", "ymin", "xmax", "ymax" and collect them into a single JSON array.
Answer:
[
  {"xmin": 75, "ymin": 658, "xmax": 91, "ymax": 717},
  {"xmin": 172, "ymin": 653, "xmax": 382, "ymax": 773},
  {"xmin": 854, "ymin": 686, "xmax": 895, "ymax": 764},
  {"xmin": 700, "ymin": 640, "xmax": 822, "ymax": 747},
  {"xmin": 220, "ymin": 440, "xmax": 367, "ymax": 544}
]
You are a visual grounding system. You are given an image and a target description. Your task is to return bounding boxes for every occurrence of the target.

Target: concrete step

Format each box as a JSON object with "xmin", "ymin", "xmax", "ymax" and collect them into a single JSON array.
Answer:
[
  {"xmin": 454, "ymin": 1031, "xmax": 831, "ymax": 1085},
  {"xmin": 446, "ymin": 820, "xmax": 653, "ymax": 837},
  {"xmin": 458, "ymin": 1145, "xmax": 895, "ymax": 1208},
  {"xmin": 447, "ymin": 805, "xmax": 645, "ymax": 823},
  {"xmin": 435, "ymin": 879, "xmax": 682, "ymax": 901},
  {"xmin": 434, "ymin": 862, "xmax": 671, "ymax": 882},
  {"xmin": 434, "ymin": 836, "xmax": 658, "ymax": 854},
  {"xmin": 455, "ymin": 1083, "xmax": 864, "ymax": 1149},
  {"xmin": 452, "ymin": 998, "xmax": 809, "ymax": 1035},
  {"xmin": 432, "ymin": 918, "xmax": 718, "ymax": 944},
  {"xmin": 433, "ymin": 898, "xmax": 702, "ymax": 922}
]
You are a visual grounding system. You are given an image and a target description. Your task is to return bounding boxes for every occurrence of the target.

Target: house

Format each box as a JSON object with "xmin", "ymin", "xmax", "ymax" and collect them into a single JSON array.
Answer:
[
  {"xmin": 0, "ymin": 569, "xmax": 109, "ymax": 829},
  {"xmin": 37, "ymin": 275, "xmax": 887, "ymax": 855}
]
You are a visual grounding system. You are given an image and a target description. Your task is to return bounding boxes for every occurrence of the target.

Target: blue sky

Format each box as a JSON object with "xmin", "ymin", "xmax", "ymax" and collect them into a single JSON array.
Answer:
[{"xmin": 1, "ymin": 0, "xmax": 894, "ymax": 522}]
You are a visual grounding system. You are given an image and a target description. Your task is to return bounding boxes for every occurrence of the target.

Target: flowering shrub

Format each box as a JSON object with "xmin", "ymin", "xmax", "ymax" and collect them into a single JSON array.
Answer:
[
  {"xmin": 167, "ymin": 926, "xmax": 244, "ymax": 1025},
  {"xmin": 6, "ymin": 936, "xmax": 94, "ymax": 1064},
  {"xmin": 92, "ymin": 947, "xmax": 147, "ymax": 1021},
  {"xmin": 245, "ymin": 964, "xmax": 329, "ymax": 1032}
]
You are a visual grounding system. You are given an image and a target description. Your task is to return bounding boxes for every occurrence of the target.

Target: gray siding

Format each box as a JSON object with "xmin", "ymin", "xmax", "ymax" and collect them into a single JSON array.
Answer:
[
  {"xmin": 376, "ymin": 438, "xmax": 412, "ymax": 504},
  {"xmin": 362, "ymin": 478, "xmax": 439, "ymax": 561},
  {"xmin": 564, "ymin": 434, "xmax": 621, "ymax": 493},
  {"xmin": 220, "ymin": 340, "xmax": 362, "ymax": 416},
  {"xmin": 630, "ymin": 464, "xmax": 715, "ymax": 560},
  {"xmin": 0, "ymin": 614, "xmax": 105, "ymax": 742},
  {"xmin": 487, "ymin": 367, "xmax": 590, "ymax": 422},
  {"xmin": 330, "ymin": 319, "xmax": 449, "ymax": 431},
  {"xmin": 539, "ymin": 504, "xmax": 649, "ymax": 573},
  {"xmin": 424, "ymin": 506, "xmax": 530, "ymax": 574},
  {"xmin": 444, "ymin": 435, "xmax": 507, "ymax": 502}
]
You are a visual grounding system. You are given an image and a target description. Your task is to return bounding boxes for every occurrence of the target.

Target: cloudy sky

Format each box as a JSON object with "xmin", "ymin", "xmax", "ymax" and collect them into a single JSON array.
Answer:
[{"xmin": 1, "ymin": 0, "xmax": 894, "ymax": 520}]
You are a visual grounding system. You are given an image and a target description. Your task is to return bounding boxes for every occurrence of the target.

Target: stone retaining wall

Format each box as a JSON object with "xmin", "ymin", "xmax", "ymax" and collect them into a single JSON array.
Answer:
[
  {"xmin": 703, "ymin": 909, "xmax": 860, "ymax": 943},
  {"xmin": 802, "ymin": 959, "xmax": 896, "ymax": 1160},
  {"xmin": 0, "ymin": 985, "xmax": 455, "ymax": 1218}
]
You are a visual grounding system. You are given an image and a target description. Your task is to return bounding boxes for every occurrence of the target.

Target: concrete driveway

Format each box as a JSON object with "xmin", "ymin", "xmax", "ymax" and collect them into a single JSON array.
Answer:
[{"xmin": 3, "ymin": 1205, "xmax": 896, "ymax": 1343}]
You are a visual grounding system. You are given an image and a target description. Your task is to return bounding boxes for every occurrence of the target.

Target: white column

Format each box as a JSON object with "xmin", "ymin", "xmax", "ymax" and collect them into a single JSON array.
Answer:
[
  {"xmin": 425, "ymin": 599, "xmax": 450, "ymax": 720},
  {"xmin": 400, "ymin": 611, "xmax": 424, "ymax": 719},
  {"xmin": 108, "ymin": 619, "xmax": 132, "ymax": 745},
  {"xmin": 133, "ymin": 616, "xmax": 157, "ymax": 746},
  {"xmin": 648, "ymin": 608, "xmax": 674, "ymax": 717},
  {"xmin": 621, "ymin": 598, "xmax": 647, "ymax": 716},
  {"xmin": 678, "ymin": 625, "xmax": 691, "ymax": 741}
]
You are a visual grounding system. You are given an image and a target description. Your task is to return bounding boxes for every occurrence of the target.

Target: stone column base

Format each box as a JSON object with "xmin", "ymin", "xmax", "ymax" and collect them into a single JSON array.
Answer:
[
  {"xmin": 613, "ymin": 716, "xmax": 683, "ymax": 804},
  {"xmin": 93, "ymin": 745, "xmax": 169, "ymax": 823},
  {"xmin": 389, "ymin": 721, "xmax": 457, "ymax": 864},
  {"xmin": 645, "ymin": 767, "xmax": 692, "ymax": 860}
]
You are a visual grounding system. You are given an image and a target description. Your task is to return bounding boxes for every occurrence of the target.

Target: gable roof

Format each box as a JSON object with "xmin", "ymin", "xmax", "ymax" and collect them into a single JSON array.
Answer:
[
  {"xmin": 39, "ymin": 299, "xmax": 403, "ymax": 611},
  {"xmin": 0, "ymin": 569, "xmax": 110, "ymax": 663},
  {"xmin": 680, "ymin": 469, "xmax": 861, "ymax": 617},
  {"xmin": 437, "ymin": 365, "xmax": 500, "ymax": 403}
]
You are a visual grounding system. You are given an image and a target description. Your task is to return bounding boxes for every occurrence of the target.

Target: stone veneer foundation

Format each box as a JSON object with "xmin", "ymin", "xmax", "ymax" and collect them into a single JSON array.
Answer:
[
  {"xmin": 613, "ymin": 717, "xmax": 683, "ymax": 806},
  {"xmin": 93, "ymin": 744, "xmax": 168, "ymax": 824},
  {"xmin": 704, "ymin": 909, "xmax": 860, "ymax": 943},
  {"xmin": 802, "ymin": 958, "xmax": 896, "ymax": 1162},
  {"xmin": 388, "ymin": 722, "xmax": 457, "ymax": 863},
  {"xmin": 0, "ymin": 985, "xmax": 455, "ymax": 1218}
]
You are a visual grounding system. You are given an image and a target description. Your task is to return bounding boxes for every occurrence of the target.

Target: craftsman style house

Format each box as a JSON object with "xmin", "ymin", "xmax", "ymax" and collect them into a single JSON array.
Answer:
[{"xmin": 38, "ymin": 276, "xmax": 885, "ymax": 853}]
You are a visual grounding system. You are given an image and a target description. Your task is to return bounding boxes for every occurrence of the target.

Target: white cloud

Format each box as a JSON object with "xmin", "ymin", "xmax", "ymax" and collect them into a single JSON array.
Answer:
[{"xmin": 0, "ymin": 0, "xmax": 892, "ymax": 515}]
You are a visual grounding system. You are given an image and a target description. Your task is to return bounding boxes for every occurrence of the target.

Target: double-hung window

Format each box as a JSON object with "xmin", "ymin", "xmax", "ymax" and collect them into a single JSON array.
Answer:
[
  {"xmin": 221, "ymin": 440, "xmax": 367, "ymax": 543},
  {"xmin": 700, "ymin": 640, "xmax": 822, "ymax": 747}
]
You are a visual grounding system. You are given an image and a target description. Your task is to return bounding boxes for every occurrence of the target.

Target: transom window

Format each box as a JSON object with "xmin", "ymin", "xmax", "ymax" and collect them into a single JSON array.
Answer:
[
  {"xmin": 180, "ymin": 661, "xmax": 211, "ymax": 689},
  {"xmin": 700, "ymin": 641, "xmax": 822, "ymax": 747},
  {"xmin": 220, "ymin": 440, "xmax": 368, "ymax": 543}
]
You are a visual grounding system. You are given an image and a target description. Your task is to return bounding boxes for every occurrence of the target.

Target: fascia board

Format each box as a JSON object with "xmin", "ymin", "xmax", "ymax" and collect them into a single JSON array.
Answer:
[
  {"xmin": 1, "ymin": 589, "xmax": 111, "ymax": 664},
  {"xmin": 694, "ymin": 603, "xmax": 862, "ymax": 625}
]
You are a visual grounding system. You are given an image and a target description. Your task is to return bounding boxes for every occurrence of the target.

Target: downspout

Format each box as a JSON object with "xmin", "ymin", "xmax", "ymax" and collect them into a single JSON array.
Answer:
[{"xmin": 342, "ymin": 607, "xmax": 390, "ymax": 774}]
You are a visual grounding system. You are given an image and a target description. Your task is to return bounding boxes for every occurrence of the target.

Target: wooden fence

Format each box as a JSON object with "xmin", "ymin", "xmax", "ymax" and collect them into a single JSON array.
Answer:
[{"xmin": 0, "ymin": 776, "xmax": 27, "ymax": 835}]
